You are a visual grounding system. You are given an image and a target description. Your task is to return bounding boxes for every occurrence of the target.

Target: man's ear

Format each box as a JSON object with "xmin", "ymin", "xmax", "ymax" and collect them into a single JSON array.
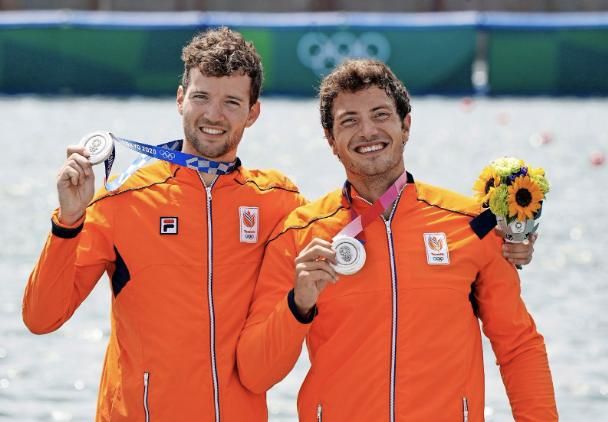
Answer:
[
  {"xmin": 402, "ymin": 114, "xmax": 411, "ymax": 145},
  {"xmin": 245, "ymin": 101, "xmax": 261, "ymax": 128},
  {"xmin": 176, "ymin": 85, "xmax": 185, "ymax": 115},
  {"xmin": 325, "ymin": 129, "xmax": 338, "ymax": 156}
]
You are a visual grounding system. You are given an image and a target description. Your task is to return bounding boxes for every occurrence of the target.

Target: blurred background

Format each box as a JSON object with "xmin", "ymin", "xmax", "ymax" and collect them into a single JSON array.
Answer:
[{"xmin": 1, "ymin": 1, "xmax": 607, "ymax": 421}]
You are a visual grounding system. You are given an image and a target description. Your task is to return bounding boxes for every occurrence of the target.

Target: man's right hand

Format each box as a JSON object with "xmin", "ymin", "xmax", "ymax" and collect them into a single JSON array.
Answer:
[
  {"xmin": 293, "ymin": 238, "xmax": 339, "ymax": 317},
  {"xmin": 56, "ymin": 145, "xmax": 95, "ymax": 225}
]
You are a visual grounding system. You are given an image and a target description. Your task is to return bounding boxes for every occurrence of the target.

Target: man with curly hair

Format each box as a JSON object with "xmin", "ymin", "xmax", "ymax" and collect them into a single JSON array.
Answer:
[
  {"xmin": 23, "ymin": 27, "xmax": 307, "ymax": 422},
  {"xmin": 237, "ymin": 59, "xmax": 557, "ymax": 421}
]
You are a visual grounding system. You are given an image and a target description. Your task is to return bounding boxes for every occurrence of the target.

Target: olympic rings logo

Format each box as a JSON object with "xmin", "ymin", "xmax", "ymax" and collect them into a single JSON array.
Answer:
[
  {"xmin": 297, "ymin": 31, "xmax": 391, "ymax": 76},
  {"xmin": 159, "ymin": 150, "xmax": 176, "ymax": 160}
]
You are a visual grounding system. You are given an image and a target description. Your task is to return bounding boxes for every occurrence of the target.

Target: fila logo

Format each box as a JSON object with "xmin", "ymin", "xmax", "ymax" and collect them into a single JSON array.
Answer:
[
  {"xmin": 423, "ymin": 232, "xmax": 450, "ymax": 265},
  {"xmin": 239, "ymin": 206, "xmax": 259, "ymax": 243},
  {"xmin": 160, "ymin": 217, "xmax": 178, "ymax": 235}
]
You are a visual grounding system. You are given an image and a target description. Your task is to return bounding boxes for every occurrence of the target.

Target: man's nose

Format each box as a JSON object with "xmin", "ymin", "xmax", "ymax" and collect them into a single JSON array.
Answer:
[
  {"xmin": 359, "ymin": 117, "xmax": 379, "ymax": 139},
  {"xmin": 203, "ymin": 100, "xmax": 224, "ymax": 123}
]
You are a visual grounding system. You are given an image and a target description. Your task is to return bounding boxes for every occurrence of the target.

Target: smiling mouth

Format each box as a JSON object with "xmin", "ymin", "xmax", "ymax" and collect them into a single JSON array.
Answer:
[
  {"xmin": 355, "ymin": 143, "xmax": 387, "ymax": 154},
  {"xmin": 199, "ymin": 126, "xmax": 226, "ymax": 136}
]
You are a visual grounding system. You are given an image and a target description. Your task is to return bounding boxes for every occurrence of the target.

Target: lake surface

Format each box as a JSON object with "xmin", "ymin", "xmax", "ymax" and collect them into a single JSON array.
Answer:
[{"xmin": 0, "ymin": 96, "xmax": 606, "ymax": 421}]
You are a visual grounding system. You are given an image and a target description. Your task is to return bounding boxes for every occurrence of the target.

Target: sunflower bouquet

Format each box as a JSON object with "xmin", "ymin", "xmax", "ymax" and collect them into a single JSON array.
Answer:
[{"xmin": 473, "ymin": 157, "xmax": 549, "ymax": 243}]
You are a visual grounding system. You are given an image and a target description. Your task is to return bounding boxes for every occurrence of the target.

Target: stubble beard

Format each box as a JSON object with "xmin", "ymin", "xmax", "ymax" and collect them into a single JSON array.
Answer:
[
  {"xmin": 183, "ymin": 125, "xmax": 243, "ymax": 161},
  {"xmin": 346, "ymin": 142, "xmax": 405, "ymax": 181}
]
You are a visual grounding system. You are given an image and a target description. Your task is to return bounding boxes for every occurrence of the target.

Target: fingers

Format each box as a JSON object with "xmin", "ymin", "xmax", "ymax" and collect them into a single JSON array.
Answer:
[
  {"xmin": 59, "ymin": 151, "xmax": 94, "ymax": 186},
  {"xmin": 296, "ymin": 238, "xmax": 336, "ymax": 265},
  {"xmin": 293, "ymin": 238, "xmax": 341, "ymax": 313},
  {"xmin": 66, "ymin": 145, "xmax": 90, "ymax": 159},
  {"xmin": 295, "ymin": 261, "xmax": 339, "ymax": 284},
  {"xmin": 502, "ymin": 241, "xmax": 534, "ymax": 266}
]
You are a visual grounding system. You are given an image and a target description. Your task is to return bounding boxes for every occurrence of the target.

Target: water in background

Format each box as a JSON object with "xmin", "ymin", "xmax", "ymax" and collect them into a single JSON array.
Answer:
[{"xmin": 0, "ymin": 96, "xmax": 606, "ymax": 421}]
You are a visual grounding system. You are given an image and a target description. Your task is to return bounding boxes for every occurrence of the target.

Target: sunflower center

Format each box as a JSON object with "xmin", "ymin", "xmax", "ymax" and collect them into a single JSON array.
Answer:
[
  {"xmin": 515, "ymin": 188, "xmax": 532, "ymax": 207},
  {"xmin": 484, "ymin": 178, "xmax": 494, "ymax": 194}
]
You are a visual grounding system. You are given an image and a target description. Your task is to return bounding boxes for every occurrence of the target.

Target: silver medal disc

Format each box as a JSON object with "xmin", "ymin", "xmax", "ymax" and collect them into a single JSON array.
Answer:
[
  {"xmin": 79, "ymin": 131, "xmax": 114, "ymax": 165},
  {"xmin": 331, "ymin": 235, "xmax": 366, "ymax": 275}
]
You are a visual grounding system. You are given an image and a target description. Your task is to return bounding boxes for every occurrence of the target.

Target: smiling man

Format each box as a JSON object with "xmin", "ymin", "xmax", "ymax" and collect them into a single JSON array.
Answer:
[
  {"xmin": 237, "ymin": 59, "xmax": 558, "ymax": 421},
  {"xmin": 22, "ymin": 28, "xmax": 307, "ymax": 422}
]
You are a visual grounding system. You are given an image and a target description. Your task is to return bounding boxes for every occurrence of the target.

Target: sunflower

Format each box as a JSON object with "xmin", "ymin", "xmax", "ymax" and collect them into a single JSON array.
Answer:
[
  {"xmin": 473, "ymin": 165, "xmax": 500, "ymax": 204},
  {"xmin": 507, "ymin": 176, "xmax": 544, "ymax": 221}
]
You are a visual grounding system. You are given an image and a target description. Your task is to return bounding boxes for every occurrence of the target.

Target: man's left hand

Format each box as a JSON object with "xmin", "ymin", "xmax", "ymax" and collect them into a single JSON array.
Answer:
[{"xmin": 501, "ymin": 232, "xmax": 538, "ymax": 266}]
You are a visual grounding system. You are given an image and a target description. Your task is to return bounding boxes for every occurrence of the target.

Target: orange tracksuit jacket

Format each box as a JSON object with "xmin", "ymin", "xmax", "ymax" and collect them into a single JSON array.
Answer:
[
  {"xmin": 237, "ymin": 173, "xmax": 558, "ymax": 422},
  {"xmin": 23, "ymin": 160, "xmax": 306, "ymax": 422}
]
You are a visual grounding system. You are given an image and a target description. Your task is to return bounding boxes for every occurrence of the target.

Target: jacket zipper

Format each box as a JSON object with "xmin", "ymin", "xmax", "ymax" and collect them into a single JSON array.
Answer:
[
  {"xmin": 202, "ymin": 177, "xmax": 221, "ymax": 422},
  {"xmin": 384, "ymin": 194, "xmax": 402, "ymax": 422},
  {"xmin": 143, "ymin": 372, "xmax": 150, "ymax": 422},
  {"xmin": 316, "ymin": 403, "xmax": 323, "ymax": 422},
  {"xmin": 463, "ymin": 397, "xmax": 469, "ymax": 422}
]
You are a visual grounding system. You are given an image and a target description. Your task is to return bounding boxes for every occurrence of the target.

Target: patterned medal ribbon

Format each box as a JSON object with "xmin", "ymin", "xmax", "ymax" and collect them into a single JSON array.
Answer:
[
  {"xmin": 331, "ymin": 171, "xmax": 408, "ymax": 275},
  {"xmin": 80, "ymin": 132, "xmax": 238, "ymax": 191},
  {"xmin": 337, "ymin": 170, "xmax": 409, "ymax": 239}
]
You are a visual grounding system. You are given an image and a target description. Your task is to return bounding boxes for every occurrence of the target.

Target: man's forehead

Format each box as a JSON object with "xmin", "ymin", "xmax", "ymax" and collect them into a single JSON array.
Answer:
[
  {"xmin": 190, "ymin": 68, "xmax": 250, "ymax": 84},
  {"xmin": 333, "ymin": 86, "xmax": 394, "ymax": 113},
  {"xmin": 187, "ymin": 69, "xmax": 251, "ymax": 95}
]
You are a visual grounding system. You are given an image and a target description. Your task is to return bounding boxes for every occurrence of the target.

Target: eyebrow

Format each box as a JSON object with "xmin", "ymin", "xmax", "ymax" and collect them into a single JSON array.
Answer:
[
  {"xmin": 371, "ymin": 105, "xmax": 391, "ymax": 112},
  {"xmin": 188, "ymin": 91, "xmax": 244, "ymax": 102},
  {"xmin": 337, "ymin": 105, "xmax": 391, "ymax": 119}
]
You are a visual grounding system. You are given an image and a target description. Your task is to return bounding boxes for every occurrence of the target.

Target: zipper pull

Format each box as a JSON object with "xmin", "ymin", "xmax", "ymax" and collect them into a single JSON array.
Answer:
[
  {"xmin": 462, "ymin": 397, "xmax": 469, "ymax": 422},
  {"xmin": 316, "ymin": 404, "xmax": 322, "ymax": 422},
  {"xmin": 144, "ymin": 372, "xmax": 149, "ymax": 386}
]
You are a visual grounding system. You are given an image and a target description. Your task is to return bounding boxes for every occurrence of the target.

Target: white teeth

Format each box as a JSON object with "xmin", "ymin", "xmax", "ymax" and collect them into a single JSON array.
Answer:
[
  {"xmin": 201, "ymin": 127, "xmax": 224, "ymax": 135},
  {"xmin": 357, "ymin": 144, "xmax": 384, "ymax": 153}
]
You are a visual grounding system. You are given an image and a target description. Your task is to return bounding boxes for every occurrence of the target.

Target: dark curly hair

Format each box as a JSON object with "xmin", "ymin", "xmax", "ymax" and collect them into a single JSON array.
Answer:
[
  {"xmin": 319, "ymin": 59, "xmax": 411, "ymax": 135},
  {"xmin": 181, "ymin": 27, "xmax": 263, "ymax": 106}
]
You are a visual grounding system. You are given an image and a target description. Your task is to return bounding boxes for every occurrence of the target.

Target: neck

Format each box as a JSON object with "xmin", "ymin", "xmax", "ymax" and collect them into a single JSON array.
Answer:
[
  {"xmin": 350, "ymin": 168, "xmax": 406, "ymax": 203},
  {"xmin": 350, "ymin": 169, "xmax": 406, "ymax": 219},
  {"xmin": 199, "ymin": 172, "xmax": 218, "ymax": 187},
  {"xmin": 352, "ymin": 177, "xmax": 393, "ymax": 204}
]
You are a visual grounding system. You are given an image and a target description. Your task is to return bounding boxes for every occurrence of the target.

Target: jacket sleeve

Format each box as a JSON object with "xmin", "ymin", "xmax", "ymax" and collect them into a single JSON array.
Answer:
[
  {"xmin": 237, "ymin": 225, "xmax": 312, "ymax": 394},
  {"xmin": 475, "ymin": 233, "xmax": 558, "ymax": 421},
  {"xmin": 22, "ymin": 206, "xmax": 114, "ymax": 334}
]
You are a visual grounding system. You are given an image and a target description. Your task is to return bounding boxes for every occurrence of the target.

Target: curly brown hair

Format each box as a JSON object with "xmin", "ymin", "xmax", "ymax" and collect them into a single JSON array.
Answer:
[
  {"xmin": 181, "ymin": 27, "xmax": 263, "ymax": 106},
  {"xmin": 319, "ymin": 59, "xmax": 411, "ymax": 135}
]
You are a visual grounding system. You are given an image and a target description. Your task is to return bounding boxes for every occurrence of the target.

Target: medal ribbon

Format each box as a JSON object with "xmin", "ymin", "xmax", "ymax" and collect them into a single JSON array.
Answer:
[
  {"xmin": 336, "ymin": 171, "xmax": 408, "ymax": 239},
  {"xmin": 103, "ymin": 135, "xmax": 238, "ymax": 191}
]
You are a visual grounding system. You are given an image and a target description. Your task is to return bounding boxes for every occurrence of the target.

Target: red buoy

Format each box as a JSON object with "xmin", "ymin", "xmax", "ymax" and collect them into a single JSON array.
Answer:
[{"xmin": 590, "ymin": 152, "xmax": 606, "ymax": 166}]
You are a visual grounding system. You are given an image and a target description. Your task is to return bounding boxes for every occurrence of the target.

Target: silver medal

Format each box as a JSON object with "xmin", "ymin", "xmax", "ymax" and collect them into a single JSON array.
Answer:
[
  {"xmin": 331, "ymin": 235, "xmax": 366, "ymax": 275},
  {"xmin": 79, "ymin": 131, "xmax": 114, "ymax": 165}
]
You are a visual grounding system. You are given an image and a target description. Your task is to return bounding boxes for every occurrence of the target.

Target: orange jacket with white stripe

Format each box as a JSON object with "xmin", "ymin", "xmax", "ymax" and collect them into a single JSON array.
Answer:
[
  {"xmin": 237, "ymin": 173, "xmax": 557, "ymax": 422},
  {"xmin": 23, "ymin": 159, "xmax": 306, "ymax": 422}
]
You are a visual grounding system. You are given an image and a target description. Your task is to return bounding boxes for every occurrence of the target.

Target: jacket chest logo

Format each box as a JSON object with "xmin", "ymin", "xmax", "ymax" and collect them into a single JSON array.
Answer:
[
  {"xmin": 239, "ymin": 207, "xmax": 259, "ymax": 243},
  {"xmin": 423, "ymin": 232, "xmax": 450, "ymax": 265},
  {"xmin": 160, "ymin": 217, "xmax": 178, "ymax": 235}
]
